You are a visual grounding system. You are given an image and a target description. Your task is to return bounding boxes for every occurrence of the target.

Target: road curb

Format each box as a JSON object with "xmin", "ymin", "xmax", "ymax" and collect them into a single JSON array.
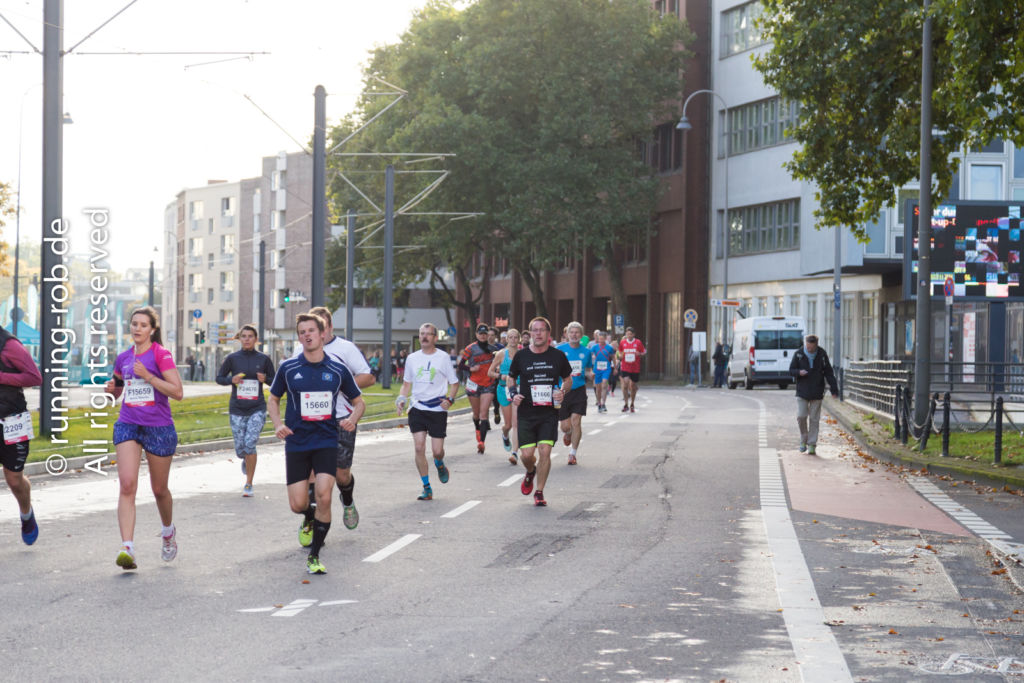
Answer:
[
  {"xmin": 23, "ymin": 407, "xmax": 474, "ymax": 478},
  {"xmin": 825, "ymin": 399, "xmax": 1024, "ymax": 491}
]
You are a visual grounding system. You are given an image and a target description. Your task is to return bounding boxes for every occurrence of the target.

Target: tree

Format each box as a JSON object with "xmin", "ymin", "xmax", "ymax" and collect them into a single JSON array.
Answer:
[
  {"xmin": 327, "ymin": 0, "xmax": 691, "ymax": 322},
  {"xmin": 754, "ymin": 0, "xmax": 1024, "ymax": 238},
  {"xmin": 0, "ymin": 182, "xmax": 14, "ymax": 277}
]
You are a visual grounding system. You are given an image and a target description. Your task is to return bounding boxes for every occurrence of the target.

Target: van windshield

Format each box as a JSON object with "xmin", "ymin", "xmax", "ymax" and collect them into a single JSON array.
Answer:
[{"xmin": 753, "ymin": 330, "xmax": 804, "ymax": 350}]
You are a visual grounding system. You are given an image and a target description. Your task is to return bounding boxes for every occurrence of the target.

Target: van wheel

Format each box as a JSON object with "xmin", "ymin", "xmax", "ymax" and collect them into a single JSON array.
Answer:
[
  {"xmin": 778, "ymin": 382, "xmax": 789, "ymax": 390},
  {"xmin": 744, "ymin": 372, "xmax": 754, "ymax": 390}
]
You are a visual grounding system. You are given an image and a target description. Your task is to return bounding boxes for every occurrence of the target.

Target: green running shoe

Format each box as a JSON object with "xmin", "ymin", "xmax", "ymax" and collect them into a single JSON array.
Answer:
[
  {"xmin": 298, "ymin": 519, "xmax": 314, "ymax": 547},
  {"xmin": 116, "ymin": 546, "xmax": 137, "ymax": 570},
  {"xmin": 306, "ymin": 555, "xmax": 327, "ymax": 575},
  {"xmin": 343, "ymin": 504, "xmax": 359, "ymax": 530}
]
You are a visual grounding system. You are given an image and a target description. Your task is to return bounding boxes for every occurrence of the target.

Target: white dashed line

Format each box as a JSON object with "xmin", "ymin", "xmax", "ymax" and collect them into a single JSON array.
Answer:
[
  {"xmin": 441, "ymin": 500, "xmax": 481, "ymax": 519},
  {"xmin": 498, "ymin": 474, "xmax": 522, "ymax": 487},
  {"xmin": 588, "ymin": 429, "xmax": 603, "ymax": 436},
  {"xmin": 363, "ymin": 534, "xmax": 421, "ymax": 563},
  {"xmin": 910, "ymin": 479, "xmax": 1013, "ymax": 541}
]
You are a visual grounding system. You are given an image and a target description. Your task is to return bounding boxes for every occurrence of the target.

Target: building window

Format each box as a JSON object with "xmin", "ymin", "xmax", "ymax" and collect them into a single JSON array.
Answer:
[
  {"xmin": 789, "ymin": 297, "xmax": 800, "ymax": 317},
  {"xmin": 220, "ymin": 309, "xmax": 233, "ymax": 324},
  {"xmin": 727, "ymin": 199, "xmax": 800, "ymax": 255},
  {"xmin": 220, "ymin": 271, "xmax": 234, "ymax": 291},
  {"xmin": 806, "ymin": 298, "xmax": 817, "ymax": 333},
  {"xmin": 649, "ymin": 122, "xmax": 682, "ymax": 173},
  {"xmin": 972, "ymin": 138, "xmax": 1005, "ymax": 154},
  {"xmin": 860, "ymin": 293, "xmax": 878, "ymax": 359},
  {"xmin": 654, "ymin": 0, "xmax": 679, "ymax": 17},
  {"xmin": 208, "ymin": 253, "xmax": 215, "ymax": 270},
  {"xmin": 724, "ymin": 98, "xmax": 799, "ymax": 156},
  {"xmin": 207, "ymin": 288, "xmax": 215, "ymax": 304},
  {"xmin": 221, "ymin": 197, "xmax": 234, "ymax": 216},
  {"xmin": 720, "ymin": 1, "xmax": 766, "ymax": 59},
  {"xmin": 969, "ymin": 164, "xmax": 1003, "ymax": 200},
  {"xmin": 1014, "ymin": 144, "xmax": 1024, "ymax": 179},
  {"xmin": 189, "ymin": 200, "xmax": 204, "ymax": 219},
  {"xmin": 220, "ymin": 234, "xmax": 235, "ymax": 254},
  {"xmin": 842, "ymin": 293, "xmax": 856, "ymax": 361},
  {"xmin": 894, "ymin": 188, "xmax": 919, "ymax": 227},
  {"xmin": 189, "ymin": 237, "xmax": 203, "ymax": 257},
  {"xmin": 864, "ymin": 213, "xmax": 886, "ymax": 255}
]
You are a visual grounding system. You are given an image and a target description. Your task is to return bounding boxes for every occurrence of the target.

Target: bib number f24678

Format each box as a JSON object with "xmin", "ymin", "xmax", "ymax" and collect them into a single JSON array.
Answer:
[
  {"xmin": 2, "ymin": 411, "xmax": 33, "ymax": 445},
  {"xmin": 530, "ymin": 384, "xmax": 553, "ymax": 406},
  {"xmin": 124, "ymin": 379, "xmax": 156, "ymax": 407},
  {"xmin": 300, "ymin": 391, "xmax": 332, "ymax": 421},
  {"xmin": 237, "ymin": 379, "xmax": 260, "ymax": 400}
]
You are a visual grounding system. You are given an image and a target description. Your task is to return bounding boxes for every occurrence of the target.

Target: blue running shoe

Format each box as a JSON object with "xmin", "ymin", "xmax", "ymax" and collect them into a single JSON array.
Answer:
[
  {"xmin": 435, "ymin": 459, "xmax": 449, "ymax": 484},
  {"xmin": 21, "ymin": 510, "xmax": 38, "ymax": 546}
]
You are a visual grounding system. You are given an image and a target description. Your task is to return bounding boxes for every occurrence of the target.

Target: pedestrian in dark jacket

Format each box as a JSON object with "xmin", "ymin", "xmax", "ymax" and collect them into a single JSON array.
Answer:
[
  {"xmin": 788, "ymin": 334, "xmax": 838, "ymax": 455},
  {"xmin": 712, "ymin": 341, "xmax": 728, "ymax": 388}
]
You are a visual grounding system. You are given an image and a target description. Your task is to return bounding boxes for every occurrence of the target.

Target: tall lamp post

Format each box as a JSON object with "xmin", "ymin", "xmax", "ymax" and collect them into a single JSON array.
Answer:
[{"xmin": 677, "ymin": 89, "xmax": 730, "ymax": 348}]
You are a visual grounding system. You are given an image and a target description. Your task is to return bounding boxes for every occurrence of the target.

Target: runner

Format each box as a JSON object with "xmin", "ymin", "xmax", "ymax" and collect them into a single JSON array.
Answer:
[
  {"xmin": 104, "ymin": 307, "xmax": 184, "ymax": 570},
  {"xmin": 591, "ymin": 331, "xmax": 616, "ymax": 413},
  {"xmin": 607, "ymin": 334, "xmax": 620, "ymax": 397},
  {"xmin": 488, "ymin": 326, "xmax": 504, "ymax": 426},
  {"xmin": 395, "ymin": 323, "xmax": 460, "ymax": 501},
  {"xmin": 0, "ymin": 326, "xmax": 42, "ymax": 545},
  {"xmin": 298, "ymin": 306, "xmax": 375, "ymax": 532},
  {"xmin": 556, "ymin": 322, "xmax": 593, "ymax": 466},
  {"xmin": 507, "ymin": 317, "xmax": 572, "ymax": 507},
  {"xmin": 270, "ymin": 313, "xmax": 365, "ymax": 575},
  {"xmin": 617, "ymin": 327, "xmax": 646, "ymax": 412},
  {"xmin": 488, "ymin": 327, "xmax": 522, "ymax": 465},
  {"xmin": 458, "ymin": 324, "xmax": 497, "ymax": 453},
  {"xmin": 216, "ymin": 324, "xmax": 275, "ymax": 497}
]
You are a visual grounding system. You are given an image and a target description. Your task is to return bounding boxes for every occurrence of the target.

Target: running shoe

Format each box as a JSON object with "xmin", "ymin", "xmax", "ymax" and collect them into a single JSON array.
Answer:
[
  {"xmin": 477, "ymin": 441, "xmax": 485, "ymax": 454},
  {"xmin": 298, "ymin": 519, "xmax": 314, "ymax": 547},
  {"xmin": 808, "ymin": 445, "xmax": 816, "ymax": 455},
  {"xmin": 502, "ymin": 434, "xmax": 512, "ymax": 452},
  {"xmin": 161, "ymin": 526, "xmax": 178, "ymax": 562},
  {"xmin": 622, "ymin": 404, "xmax": 629, "ymax": 412},
  {"xmin": 799, "ymin": 443, "xmax": 807, "ymax": 453},
  {"xmin": 243, "ymin": 484, "xmax": 254, "ymax": 497},
  {"xmin": 21, "ymin": 510, "xmax": 38, "ymax": 546},
  {"xmin": 343, "ymin": 504, "xmax": 359, "ymax": 530},
  {"xmin": 630, "ymin": 405, "xmax": 635, "ymax": 413},
  {"xmin": 493, "ymin": 410, "xmax": 501, "ymax": 425},
  {"xmin": 306, "ymin": 555, "xmax": 327, "ymax": 575},
  {"xmin": 435, "ymin": 459, "xmax": 450, "ymax": 484},
  {"xmin": 534, "ymin": 490, "xmax": 547, "ymax": 507},
  {"xmin": 508, "ymin": 452, "xmax": 518, "ymax": 466},
  {"xmin": 417, "ymin": 486, "xmax": 433, "ymax": 501},
  {"xmin": 563, "ymin": 431, "xmax": 571, "ymax": 447},
  {"xmin": 567, "ymin": 453, "xmax": 577, "ymax": 466},
  {"xmin": 521, "ymin": 469, "xmax": 536, "ymax": 496},
  {"xmin": 116, "ymin": 546, "xmax": 137, "ymax": 570}
]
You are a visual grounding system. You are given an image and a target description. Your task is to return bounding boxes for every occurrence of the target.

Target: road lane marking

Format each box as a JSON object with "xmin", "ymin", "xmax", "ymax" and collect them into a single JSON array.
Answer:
[
  {"xmin": 499, "ymin": 474, "xmax": 522, "ymax": 487},
  {"xmin": 588, "ymin": 429, "xmax": 603, "ymax": 435},
  {"xmin": 442, "ymin": 500, "xmax": 481, "ymax": 518},
  {"xmin": 363, "ymin": 534, "xmax": 421, "ymax": 563},
  {"xmin": 756, "ymin": 400, "xmax": 852, "ymax": 681},
  {"xmin": 319, "ymin": 600, "xmax": 359, "ymax": 607},
  {"xmin": 910, "ymin": 479, "xmax": 1013, "ymax": 541},
  {"xmin": 271, "ymin": 599, "xmax": 318, "ymax": 618}
]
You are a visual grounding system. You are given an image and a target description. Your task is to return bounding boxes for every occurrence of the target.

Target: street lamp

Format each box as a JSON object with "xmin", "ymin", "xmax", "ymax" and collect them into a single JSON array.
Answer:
[{"xmin": 678, "ymin": 89, "xmax": 730, "ymax": 349}]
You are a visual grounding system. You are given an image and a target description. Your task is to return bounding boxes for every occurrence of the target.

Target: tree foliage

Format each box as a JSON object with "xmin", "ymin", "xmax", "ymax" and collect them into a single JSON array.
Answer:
[
  {"xmin": 0, "ymin": 182, "xmax": 14, "ymax": 277},
  {"xmin": 755, "ymin": 0, "xmax": 1024, "ymax": 238},
  {"xmin": 326, "ymin": 0, "xmax": 690, "ymax": 319}
]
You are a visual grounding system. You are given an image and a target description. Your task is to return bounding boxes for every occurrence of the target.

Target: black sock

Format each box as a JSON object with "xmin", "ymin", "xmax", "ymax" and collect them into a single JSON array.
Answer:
[
  {"xmin": 479, "ymin": 420, "xmax": 489, "ymax": 441},
  {"xmin": 338, "ymin": 475, "xmax": 355, "ymax": 507},
  {"xmin": 473, "ymin": 418, "xmax": 480, "ymax": 430},
  {"xmin": 302, "ymin": 505, "xmax": 315, "ymax": 523},
  {"xmin": 311, "ymin": 520, "xmax": 331, "ymax": 556}
]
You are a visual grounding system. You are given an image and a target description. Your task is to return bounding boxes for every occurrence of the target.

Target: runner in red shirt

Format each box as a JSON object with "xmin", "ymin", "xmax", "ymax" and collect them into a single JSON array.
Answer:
[
  {"xmin": 458, "ymin": 324, "xmax": 497, "ymax": 452},
  {"xmin": 617, "ymin": 326, "xmax": 646, "ymax": 413}
]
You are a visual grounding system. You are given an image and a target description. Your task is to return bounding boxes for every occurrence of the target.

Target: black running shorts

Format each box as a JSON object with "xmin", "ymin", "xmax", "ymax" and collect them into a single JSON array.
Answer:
[
  {"xmin": 517, "ymin": 411, "xmax": 559, "ymax": 450},
  {"xmin": 0, "ymin": 440, "xmax": 29, "ymax": 473},
  {"xmin": 408, "ymin": 407, "xmax": 448, "ymax": 439},
  {"xmin": 558, "ymin": 386, "xmax": 588, "ymax": 419},
  {"xmin": 285, "ymin": 447, "xmax": 336, "ymax": 485}
]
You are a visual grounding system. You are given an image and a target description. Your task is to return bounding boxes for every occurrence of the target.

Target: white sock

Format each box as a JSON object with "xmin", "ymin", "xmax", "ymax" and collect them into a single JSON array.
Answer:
[
  {"xmin": 161, "ymin": 523, "xmax": 175, "ymax": 538},
  {"xmin": 19, "ymin": 508, "xmax": 33, "ymax": 521},
  {"xmin": 570, "ymin": 448, "xmax": 577, "ymax": 456},
  {"xmin": 122, "ymin": 540, "xmax": 135, "ymax": 553}
]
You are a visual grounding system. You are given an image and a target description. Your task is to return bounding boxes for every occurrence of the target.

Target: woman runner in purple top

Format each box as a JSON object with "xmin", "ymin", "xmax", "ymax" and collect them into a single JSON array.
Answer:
[{"xmin": 104, "ymin": 307, "xmax": 184, "ymax": 571}]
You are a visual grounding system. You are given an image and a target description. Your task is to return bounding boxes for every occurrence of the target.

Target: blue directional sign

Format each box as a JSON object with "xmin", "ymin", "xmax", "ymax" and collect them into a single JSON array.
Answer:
[{"xmin": 192, "ymin": 309, "xmax": 202, "ymax": 319}]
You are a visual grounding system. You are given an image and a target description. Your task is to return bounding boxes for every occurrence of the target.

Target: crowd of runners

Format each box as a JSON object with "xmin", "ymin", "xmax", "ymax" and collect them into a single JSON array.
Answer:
[{"xmin": 1, "ymin": 306, "xmax": 645, "ymax": 577}]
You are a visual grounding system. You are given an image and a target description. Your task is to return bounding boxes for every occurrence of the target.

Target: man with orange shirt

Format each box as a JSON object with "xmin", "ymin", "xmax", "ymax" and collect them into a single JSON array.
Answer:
[
  {"xmin": 617, "ymin": 326, "xmax": 646, "ymax": 413},
  {"xmin": 458, "ymin": 324, "xmax": 497, "ymax": 452}
]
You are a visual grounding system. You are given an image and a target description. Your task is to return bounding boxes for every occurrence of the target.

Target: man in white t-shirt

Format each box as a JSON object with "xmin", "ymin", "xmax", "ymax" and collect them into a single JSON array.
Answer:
[
  {"xmin": 396, "ymin": 323, "xmax": 460, "ymax": 501},
  {"xmin": 298, "ymin": 307, "xmax": 375, "ymax": 530}
]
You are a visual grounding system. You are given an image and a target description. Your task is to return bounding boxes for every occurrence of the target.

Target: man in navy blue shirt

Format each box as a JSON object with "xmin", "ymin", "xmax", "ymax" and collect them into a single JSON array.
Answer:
[{"xmin": 269, "ymin": 313, "xmax": 364, "ymax": 575}]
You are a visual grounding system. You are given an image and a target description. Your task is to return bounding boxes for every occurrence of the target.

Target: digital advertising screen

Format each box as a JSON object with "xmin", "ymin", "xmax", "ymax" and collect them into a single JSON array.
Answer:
[{"xmin": 905, "ymin": 201, "xmax": 1024, "ymax": 299}]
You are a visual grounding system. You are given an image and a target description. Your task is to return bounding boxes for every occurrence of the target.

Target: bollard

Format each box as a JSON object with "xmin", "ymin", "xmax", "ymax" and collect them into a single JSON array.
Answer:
[
  {"xmin": 902, "ymin": 387, "xmax": 911, "ymax": 445},
  {"xmin": 941, "ymin": 392, "xmax": 950, "ymax": 457},
  {"xmin": 919, "ymin": 393, "xmax": 937, "ymax": 452},
  {"xmin": 893, "ymin": 387, "xmax": 902, "ymax": 440},
  {"xmin": 995, "ymin": 397, "xmax": 1004, "ymax": 465}
]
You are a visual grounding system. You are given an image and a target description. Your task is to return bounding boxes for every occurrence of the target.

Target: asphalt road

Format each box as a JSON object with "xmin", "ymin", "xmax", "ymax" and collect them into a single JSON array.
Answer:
[{"xmin": 4, "ymin": 386, "xmax": 1024, "ymax": 680}]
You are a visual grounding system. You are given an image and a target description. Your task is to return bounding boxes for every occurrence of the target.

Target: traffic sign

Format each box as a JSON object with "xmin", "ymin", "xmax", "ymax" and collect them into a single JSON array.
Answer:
[
  {"xmin": 943, "ymin": 276, "xmax": 954, "ymax": 297},
  {"xmin": 711, "ymin": 299, "xmax": 741, "ymax": 308},
  {"xmin": 192, "ymin": 309, "xmax": 202, "ymax": 319},
  {"xmin": 613, "ymin": 313, "xmax": 625, "ymax": 334},
  {"xmin": 447, "ymin": 326, "xmax": 456, "ymax": 337},
  {"xmin": 683, "ymin": 308, "xmax": 698, "ymax": 329}
]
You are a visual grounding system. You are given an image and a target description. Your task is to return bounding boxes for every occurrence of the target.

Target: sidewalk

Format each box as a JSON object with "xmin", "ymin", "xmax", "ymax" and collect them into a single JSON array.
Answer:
[{"xmin": 826, "ymin": 397, "xmax": 1024, "ymax": 491}]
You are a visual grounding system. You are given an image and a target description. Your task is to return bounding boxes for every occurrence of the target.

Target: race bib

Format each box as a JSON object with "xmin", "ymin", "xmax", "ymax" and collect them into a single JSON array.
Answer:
[
  {"xmin": 237, "ymin": 379, "xmax": 260, "ymax": 400},
  {"xmin": 466, "ymin": 379, "xmax": 478, "ymax": 392},
  {"xmin": 530, "ymin": 384, "xmax": 553, "ymax": 406},
  {"xmin": 624, "ymin": 352, "xmax": 636, "ymax": 364},
  {"xmin": 124, "ymin": 379, "xmax": 156, "ymax": 407},
  {"xmin": 300, "ymin": 391, "xmax": 332, "ymax": 421},
  {"xmin": 504, "ymin": 386, "xmax": 513, "ymax": 402},
  {"xmin": 2, "ymin": 411, "xmax": 33, "ymax": 445},
  {"xmin": 569, "ymin": 360, "xmax": 583, "ymax": 377},
  {"xmin": 596, "ymin": 360, "xmax": 608, "ymax": 371}
]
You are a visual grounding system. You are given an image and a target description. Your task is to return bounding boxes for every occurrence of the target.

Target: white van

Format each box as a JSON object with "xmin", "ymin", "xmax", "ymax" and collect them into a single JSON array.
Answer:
[{"xmin": 727, "ymin": 316, "xmax": 805, "ymax": 390}]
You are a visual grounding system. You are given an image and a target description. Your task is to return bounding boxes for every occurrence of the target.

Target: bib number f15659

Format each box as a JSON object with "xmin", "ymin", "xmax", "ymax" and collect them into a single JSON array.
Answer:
[{"xmin": 124, "ymin": 379, "xmax": 156, "ymax": 407}]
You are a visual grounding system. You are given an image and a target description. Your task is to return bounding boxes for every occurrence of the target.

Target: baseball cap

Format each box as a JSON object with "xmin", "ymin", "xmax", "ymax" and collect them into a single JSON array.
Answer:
[{"xmin": 475, "ymin": 324, "xmax": 489, "ymax": 333}]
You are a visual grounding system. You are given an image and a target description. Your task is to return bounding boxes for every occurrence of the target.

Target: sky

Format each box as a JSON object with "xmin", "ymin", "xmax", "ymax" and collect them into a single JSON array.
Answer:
[{"xmin": 0, "ymin": 0, "xmax": 432, "ymax": 273}]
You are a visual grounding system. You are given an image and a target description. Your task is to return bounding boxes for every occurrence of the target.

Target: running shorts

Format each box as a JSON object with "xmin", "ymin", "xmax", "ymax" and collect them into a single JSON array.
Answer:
[
  {"xmin": 408, "ymin": 407, "xmax": 448, "ymax": 439},
  {"xmin": 558, "ymin": 386, "xmax": 588, "ymax": 420},
  {"xmin": 230, "ymin": 411, "xmax": 266, "ymax": 457},
  {"xmin": 517, "ymin": 411, "xmax": 559, "ymax": 450},
  {"xmin": 113, "ymin": 422, "xmax": 178, "ymax": 457},
  {"xmin": 285, "ymin": 447, "xmax": 336, "ymax": 485}
]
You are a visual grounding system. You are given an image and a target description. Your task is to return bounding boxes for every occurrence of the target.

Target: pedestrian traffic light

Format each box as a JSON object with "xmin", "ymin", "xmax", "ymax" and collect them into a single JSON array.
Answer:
[
  {"xmin": 199, "ymin": 330, "xmax": 206, "ymax": 344},
  {"xmin": 283, "ymin": 290, "xmax": 291, "ymax": 303}
]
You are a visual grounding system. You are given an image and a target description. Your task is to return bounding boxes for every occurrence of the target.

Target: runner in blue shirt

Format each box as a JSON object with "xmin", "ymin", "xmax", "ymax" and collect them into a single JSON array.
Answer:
[
  {"xmin": 591, "ymin": 331, "xmax": 616, "ymax": 414},
  {"xmin": 269, "ymin": 313, "xmax": 364, "ymax": 576},
  {"xmin": 555, "ymin": 321, "xmax": 593, "ymax": 466}
]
